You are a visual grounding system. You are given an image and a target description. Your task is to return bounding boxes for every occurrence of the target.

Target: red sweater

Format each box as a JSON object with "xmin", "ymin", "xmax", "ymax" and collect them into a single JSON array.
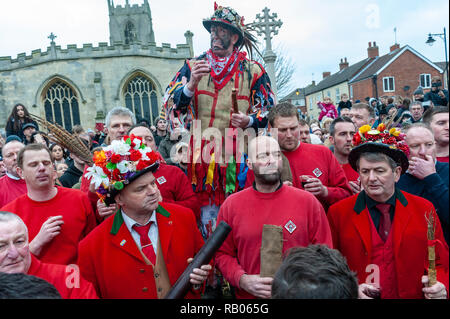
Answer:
[
  {"xmin": 0, "ymin": 175, "xmax": 27, "ymax": 208},
  {"xmin": 282, "ymin": 143, "xmax": 352, "ymax": 209},
  {"xmin": 341, "ymin": 163, "xmax": 360, "ymax": 183},
  {"xmin": 215, "ymin": 185, "xmax": 333, "ymax": 299},
  {"xmin": 2, "ymin": 187, "xmax": 97, "ymax": 265},
  {"xmin": 28, "ymin": 255, "xmax": 98, "ymax": 299},
  {"xmin": 154, "ymin": 163, "xmax": 200, "ymax": 221}
]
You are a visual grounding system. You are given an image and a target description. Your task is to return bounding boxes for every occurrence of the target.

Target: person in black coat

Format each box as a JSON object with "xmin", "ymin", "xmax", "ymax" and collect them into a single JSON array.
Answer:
[
  {"xmin": 5, "ymin": 104, "xmax": 39, "ymax": 142},
  {"xmin": 396, "ymin": 123, "xmax": 449, "ymax": 244}
]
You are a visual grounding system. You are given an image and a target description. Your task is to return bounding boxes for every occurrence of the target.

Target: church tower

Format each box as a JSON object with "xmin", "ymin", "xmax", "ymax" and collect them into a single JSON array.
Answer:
[{"xmin": 108, "ymin": 0, "xmax": 156, "ymax": 45}]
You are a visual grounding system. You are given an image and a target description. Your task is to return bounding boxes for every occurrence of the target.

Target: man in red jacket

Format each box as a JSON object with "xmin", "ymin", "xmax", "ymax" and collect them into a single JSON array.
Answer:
[
  {"xmin": 0, "ymin": 211, "xmax": 97, "ymax": 299},
  {"xmin": 328, "ymin": 125, "xmax": 449, "ymax": 299},
  {"xmin": 267, "ymin": 102, "xmax": 352, "ymax": 210},
  {"xmin": 79, "ymin": 135, "xmax": 210, "ymax": 298}
]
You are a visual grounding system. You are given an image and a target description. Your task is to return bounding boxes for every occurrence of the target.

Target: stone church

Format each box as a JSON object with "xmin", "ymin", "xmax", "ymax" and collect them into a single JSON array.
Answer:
[{"xmin": 0, "ymin": 0, "xmax": 194, "ymax": 132}]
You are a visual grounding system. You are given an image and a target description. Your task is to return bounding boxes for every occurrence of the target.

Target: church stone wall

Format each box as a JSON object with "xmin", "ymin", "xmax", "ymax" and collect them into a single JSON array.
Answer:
[{"xmin": 0, "ymin": 41, "xmax": 190, "ymax": 130}]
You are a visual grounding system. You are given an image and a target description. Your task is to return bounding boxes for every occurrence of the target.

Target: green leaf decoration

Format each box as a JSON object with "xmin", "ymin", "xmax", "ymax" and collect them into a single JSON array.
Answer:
[
  {"xmin": 106, "ymin": 162, "xmax": 117, "ymax": 170},
  {"xmin": 114, "ymin": 181, "xmax": 124, "ymax": 190}
]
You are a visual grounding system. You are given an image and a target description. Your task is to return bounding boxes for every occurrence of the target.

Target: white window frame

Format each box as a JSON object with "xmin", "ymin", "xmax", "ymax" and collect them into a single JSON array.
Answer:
[
  {"xmin": 335, "ymin": 88, "xmax": 340, "ymax": 103},
  {"xmin": 350, "ymin": 85, "xmax": 353, "ymax": 99},
  {"xmin": 420, "ymin": 74, "xmax": 431, "ymax": 89},
  {"xmin": 383, "ymin": 76, "xmax": 395, "ymax": 92},
  {"xmin": 309, "ymin": 97, "xmax": 313, "ymax": 110}
]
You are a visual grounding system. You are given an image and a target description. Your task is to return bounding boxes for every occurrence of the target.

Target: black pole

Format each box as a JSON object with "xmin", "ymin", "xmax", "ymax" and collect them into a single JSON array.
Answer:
[{"xmin": 164, "ymin": 221, "xmax": 232, "ymax": 299}]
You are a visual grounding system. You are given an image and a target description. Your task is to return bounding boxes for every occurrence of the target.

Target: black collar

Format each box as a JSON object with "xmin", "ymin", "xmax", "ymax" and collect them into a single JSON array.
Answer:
[
  {"xmin": 354, "ymin": 188, "xmax": 408, "ymax": 214},
  {"xmin": 252, "ymin": 180, "xmax": 283, "ymax": 192}
]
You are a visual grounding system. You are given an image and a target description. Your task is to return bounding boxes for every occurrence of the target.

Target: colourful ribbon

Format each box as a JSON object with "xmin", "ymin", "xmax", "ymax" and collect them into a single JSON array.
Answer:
[
  {"xmin": 205, "ymin": 152, "xmax": 215, "ymax": 187},
  {"xmin": 225, "ymin": 155, "xmax": 237, "ymax": 194}
]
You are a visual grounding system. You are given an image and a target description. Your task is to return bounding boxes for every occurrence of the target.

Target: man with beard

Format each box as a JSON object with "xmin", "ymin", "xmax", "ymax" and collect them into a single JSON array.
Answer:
[
  {"xmin": 329, "ymin": 117, "xmax": 360, "ymax": 194},
  {"xmin": 162, "ymin": 3, "xmax": 275, "ymax": 239},
  {"xmin": 215, "ymin": 136, "xmax": 332, "ymax": 299}
]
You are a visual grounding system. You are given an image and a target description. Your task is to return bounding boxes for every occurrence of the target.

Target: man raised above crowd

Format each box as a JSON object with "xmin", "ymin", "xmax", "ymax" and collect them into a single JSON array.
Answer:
[
  {"xmin": 215, "ymin": 136, "xmax": 332, "ymax": 299},
  {"xmin": 162, "ymin": 2, "xmax": 275, "ymax": 238},
  {"xmin": 267, "ymin": 102, "xmax": 352, "ymax": 210}
]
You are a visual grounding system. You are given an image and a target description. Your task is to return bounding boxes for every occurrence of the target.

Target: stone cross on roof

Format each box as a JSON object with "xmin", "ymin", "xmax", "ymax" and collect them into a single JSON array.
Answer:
[
  {"xmin": 48, "ymin": 32, "xmax": 57, "ymax": 44},
  {"xmin": 250, "ymin": 7, "xmax": 282, "ymax": 52}
]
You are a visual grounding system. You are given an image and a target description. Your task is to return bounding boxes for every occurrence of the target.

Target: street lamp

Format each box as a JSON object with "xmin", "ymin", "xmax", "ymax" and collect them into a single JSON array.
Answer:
[{"xmin": 426, "ymin": 27, "xmax": 448, "ymax": 89}]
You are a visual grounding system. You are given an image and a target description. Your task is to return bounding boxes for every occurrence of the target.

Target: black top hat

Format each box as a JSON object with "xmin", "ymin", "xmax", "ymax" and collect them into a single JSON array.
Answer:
[{"xmin": 203, "ymin": 3, "xmax": 245, "ymax": 47}]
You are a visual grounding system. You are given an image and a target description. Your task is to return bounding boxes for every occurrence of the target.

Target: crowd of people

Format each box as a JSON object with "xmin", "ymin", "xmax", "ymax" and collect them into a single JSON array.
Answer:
[{"xmin": 0, "ymin": 3, "xmax": 449, "ymax": 300}]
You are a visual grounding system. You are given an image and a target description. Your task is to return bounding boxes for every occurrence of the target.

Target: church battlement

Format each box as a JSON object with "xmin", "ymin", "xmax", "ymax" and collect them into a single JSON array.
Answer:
[{"xmin": 0, "ymin": 41, "xmax": 191, "ymax": 71}]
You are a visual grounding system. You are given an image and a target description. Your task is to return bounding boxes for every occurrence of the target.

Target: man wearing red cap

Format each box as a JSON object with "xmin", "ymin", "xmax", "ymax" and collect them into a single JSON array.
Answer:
[
  {"xmin": 78, "ymin": 135, "xmax": 211, "ymax": 299},
  {"xmin": 328, "ymin": 125, "xmax": 449, "ymax": 299}
]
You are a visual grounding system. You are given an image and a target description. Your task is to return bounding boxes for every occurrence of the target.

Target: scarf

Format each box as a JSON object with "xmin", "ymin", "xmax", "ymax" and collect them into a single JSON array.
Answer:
[{"xmin": 205, "ymin": 48, "xmax": 245, "ymax": 90}]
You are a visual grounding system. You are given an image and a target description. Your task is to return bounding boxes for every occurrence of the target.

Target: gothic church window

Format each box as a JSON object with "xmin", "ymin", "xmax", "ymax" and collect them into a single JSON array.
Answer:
[
  {"xmin": 124, "ymin": 75, "xmax": 159, "ymax": 125},
  {"xmin": 124, "ymin": 21, "xmax": 137, "ymax": 44},
  {"xmin": 43, "ymin": 80, "xmax": 80, "ymax": 133}
]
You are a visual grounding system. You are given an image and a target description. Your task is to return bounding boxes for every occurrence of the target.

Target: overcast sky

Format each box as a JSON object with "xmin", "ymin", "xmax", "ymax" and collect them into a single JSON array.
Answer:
[{"xmin": 0, "ymin": 0, "xmax": 448, "ymax": 97}]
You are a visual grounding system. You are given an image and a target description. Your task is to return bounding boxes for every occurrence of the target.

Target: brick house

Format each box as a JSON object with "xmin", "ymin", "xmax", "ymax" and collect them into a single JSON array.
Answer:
[{"xmin": 349, "ymin": 42, "xmax": 444, "ymax": 103}]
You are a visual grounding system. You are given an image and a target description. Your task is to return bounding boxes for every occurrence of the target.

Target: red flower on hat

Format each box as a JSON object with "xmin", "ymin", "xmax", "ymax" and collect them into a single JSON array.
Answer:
[
  {"xmin": 110, "ymin": 154, "xmax": 121, "ymax": 164},
  {"xmin": 129, "ymin": 149, "xmax": 141, "ymax": 162}
]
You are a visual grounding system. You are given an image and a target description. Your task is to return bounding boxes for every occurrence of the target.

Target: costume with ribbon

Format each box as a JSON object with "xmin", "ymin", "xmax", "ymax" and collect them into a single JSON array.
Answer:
[{"xmin": 161, "ymin": 3, "xmax": 275, "ymax": 211}]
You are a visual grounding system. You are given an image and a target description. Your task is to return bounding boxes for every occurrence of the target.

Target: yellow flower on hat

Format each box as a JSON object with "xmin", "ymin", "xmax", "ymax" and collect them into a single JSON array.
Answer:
[
  {"xmin": 359, "ymin": 125, "xmax": 372, "ymax": 134},
  {"xmin": 389, "ymin": 127, "xmax": 400, "ymax": 137}
]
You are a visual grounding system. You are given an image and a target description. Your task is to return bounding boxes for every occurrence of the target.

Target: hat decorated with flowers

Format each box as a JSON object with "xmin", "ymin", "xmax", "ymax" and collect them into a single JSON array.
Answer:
[
  {"xmin": 348, "ymin": 123, "xmax": 410, "ymax": 174},
  {"xmin": 85, "ymin": 134, "xmax": 160, "ymax": 205}
]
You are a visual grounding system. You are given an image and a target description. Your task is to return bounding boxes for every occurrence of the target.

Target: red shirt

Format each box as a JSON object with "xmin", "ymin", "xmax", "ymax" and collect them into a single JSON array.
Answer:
[
  {"xmin": 28, "ymin": 255, "xmax": 98, "ymax": 299},
  {"xmin": 215, "ymin": 185, "xmax": 333, "ymax": 299},
  {"xmin": 0, "ymin": 175, "xmax": 27, "ymax": 208},
  {"xmin": 341, "ymin": 163, "xmax": 360, "ymax": 183},
  {"xmin": 154, "ymin": 163, "xmax": 200, "ymax": 221},
  {"xmin": 282, "ymin": 143, "xmax": 352, "ymax": 209},
  {"xmin": 437, "ymin": 156, "xmax": 449, "ymax": 163},
  {"xmin": 2, "ymin": 187, "xmax": 97, "ymax": 265}
]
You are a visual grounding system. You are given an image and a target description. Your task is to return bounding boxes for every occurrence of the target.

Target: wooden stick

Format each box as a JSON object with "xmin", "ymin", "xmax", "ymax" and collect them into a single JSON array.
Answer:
[
  {"xmin": 231, "ymin": 88, "xmax": 239, "ymax": 114},
  {"xmin": 425, "ymin": 211, "xmax": 437, "ymax": 286}
]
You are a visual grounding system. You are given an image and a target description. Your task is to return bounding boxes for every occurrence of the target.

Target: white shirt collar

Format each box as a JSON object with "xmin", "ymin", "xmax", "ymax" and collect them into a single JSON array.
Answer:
[
  {"xmin": 121, "ymin": 209, "xmax": 157, "ymax": 233},
  {"xmin": 6, "ymin": 172, "xmax": 21, "ymax": 181}
]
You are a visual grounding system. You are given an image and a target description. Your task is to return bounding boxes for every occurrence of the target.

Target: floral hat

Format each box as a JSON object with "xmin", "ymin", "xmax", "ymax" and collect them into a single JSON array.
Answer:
[
  {"xmin": 203, "ymin": 2, "xmax": 246, "ymax": 47},
  {"xmin": 85, "ymin": 134, "xmax": 160, "ymax": 205},
  {"xmin": 348, "ymin": 123, "xmax": 410, "ymax": 174}
]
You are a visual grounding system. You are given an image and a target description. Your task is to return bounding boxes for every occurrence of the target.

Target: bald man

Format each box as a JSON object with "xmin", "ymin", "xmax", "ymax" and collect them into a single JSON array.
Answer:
[{"xmin": 215, "ymin": 136, "xmax": 332, "ymax": 299}]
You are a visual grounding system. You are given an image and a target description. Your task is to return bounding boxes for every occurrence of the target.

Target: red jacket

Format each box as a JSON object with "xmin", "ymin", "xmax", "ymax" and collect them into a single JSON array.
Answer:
[
  {"xmin": 328, "ymin": 189, "xmax": 449, "ymax": 299},
  {"xmin": 77, "ymin": 202, "xmax": 205, "ymax": 299},
  {"xmin": 153, "ymin": 163, "xmax": 200, "ymax": 221}
]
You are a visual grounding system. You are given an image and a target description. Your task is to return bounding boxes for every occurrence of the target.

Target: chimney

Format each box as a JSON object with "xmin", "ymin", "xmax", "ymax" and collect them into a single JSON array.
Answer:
[
  {"xmin": 323, "ymin": 72, "xmax": 331, "ymax": 79},
  {"xmin": 390, "ymin": 43, "xmax": 400, "ymax": 52},
  {"xmin": 312, "ymin": 80, "xmax": 316, "ymax": 86},
  {"xmin": 368, "ymin": 41, "xmax": 379, "ymax": 59},
  {"xmin": 339, "ymin": 57, "xmax": 349, "ymax": 70}
]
